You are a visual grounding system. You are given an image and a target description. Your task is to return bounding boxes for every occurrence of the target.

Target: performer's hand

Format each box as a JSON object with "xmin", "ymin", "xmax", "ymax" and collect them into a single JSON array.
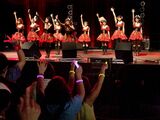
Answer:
[
  {"xmin": 50, "ymin": 14, "xmax": 53, "ymax": 18},
  {"xmin": 132, "ymin": 9, "xmax": 135, "ymax": 13},
  {"xmin": 110, "ymin": 7, "xmax": 114, "ymax": 12},
  {"xmin": 28, "ymin": 9, "xmax": 30, "ymax": 13},
  {"xmin": 80, "ymin": 14, "xmax": 83, "ymax": 18},
  {"xmin": 13, "ymin": 11, "xmax": 16, "ymax": 15},
  {"xmin": 36, "ymin": 12, "xmax": 39, "ymax": 16},
  {"xmin": 96, "ymin": 13, "xmax": 99, "ymax": 17}
]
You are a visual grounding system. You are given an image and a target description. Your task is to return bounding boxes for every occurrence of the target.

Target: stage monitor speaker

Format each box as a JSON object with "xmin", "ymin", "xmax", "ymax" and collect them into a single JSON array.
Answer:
[
  {"xmin": 115, "ymin": 41, "xmax": 133, "ymax": 64},
  {"xmin": 90, "ymin": 57, "xmax": 112, "ymax": 71},
  {"xmin": 62, "ymin": 42, "xmax": 77, "ymax": 58},
  {"xmin": 22, "ymin": 42, "xmax": 41, "ymax": 59}
]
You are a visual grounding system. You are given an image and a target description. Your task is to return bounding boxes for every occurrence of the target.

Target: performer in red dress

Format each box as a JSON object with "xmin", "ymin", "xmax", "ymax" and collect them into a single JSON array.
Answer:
[
  {"xmin": 129, "ymin": 9, "xmax": 143, "ymax": 55},
  {"xmin": 110, "ymin": 8, "xmax": 127, "ymax": 48},
  {"xmin": 38, "ymin": 14, "xmax": 54, "ymax": 58},
  {"xmin": 96, "ymin": 13, "xmax": 110, "ymax": 54},
  {"xmin": 78, "ymin": 14, "xmax": 91, "ymax": 54},
  {"xmin": 27, "ymin": 9, "xmax": 40, "ymax": 46},
  {"xmin": 51, "ymin": 14, "xmax": 64, "ymax": 55},
  {"xmin": 58, "ymin": 17, "xmax": 76, "ymax": 42},
  {"xmin": 12, "ymin": 11, "xmax": 25, "ymax": 46}
]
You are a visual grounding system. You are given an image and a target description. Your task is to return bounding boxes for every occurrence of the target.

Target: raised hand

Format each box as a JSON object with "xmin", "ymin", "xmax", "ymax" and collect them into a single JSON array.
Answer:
[
  {"xmin": 96, "ymin": 13, "xmax": 99, "ymax": 17},
  {"xmin": 76, "ymin": 65, "xmax": 83, "ymax": 79},
  {"xmin": 50, "ymin": 14, "xmax": 53, "ymax": 18},
  {"xmin": 110, "ymin": 7, "xmax": 114, "ymax": 12},
  {"xmin": 132, "ymin": 9, "xmax": 135, "ymax": 13},
  {"xmin": 28, "ymin": 9, "xmax": 30, "ymax": 13},
  {"xmin": 37, "ymin": 59, "xmax": 48, "ymax": 75},
  {"xmin": 80, "ymin": 14, "xmax": 83, "ymax": 18},
  {"xmin": 13, "ymin": 11, "xmax": 16, "ymax": 15},
  {"xmin": 18, "ymin": 85, "xmax": 41, "ymax": 120},
  {"xmin": 71, "ymin": 61, "xmax": 76, "ymax": 70},
  {"xmin": 101, "ymin": 63, "xmax": 108, "ymax": 72}
]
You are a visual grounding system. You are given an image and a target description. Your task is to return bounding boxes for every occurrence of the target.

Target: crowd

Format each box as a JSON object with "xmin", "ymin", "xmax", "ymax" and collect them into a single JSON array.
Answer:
[{"xmin": 0, "ymin": 41, "xmax": 108, "ymax": 120}]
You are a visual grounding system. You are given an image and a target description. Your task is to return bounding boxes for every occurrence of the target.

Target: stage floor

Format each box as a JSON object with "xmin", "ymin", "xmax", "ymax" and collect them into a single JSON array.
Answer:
[{"xmin": 1, "ymin": 49, "xmax": 160, "ymax": 64}]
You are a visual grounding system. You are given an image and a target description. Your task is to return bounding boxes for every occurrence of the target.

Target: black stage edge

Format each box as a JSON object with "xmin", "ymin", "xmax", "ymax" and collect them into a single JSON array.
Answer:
[{"xmin": 9, "ymin": 60, "xmax": 160, "ymax": 119}]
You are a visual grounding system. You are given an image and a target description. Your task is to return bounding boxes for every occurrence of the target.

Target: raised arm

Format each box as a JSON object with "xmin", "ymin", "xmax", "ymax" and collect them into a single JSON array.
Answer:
[
  {"xmin": 96, "ymin": 13, "xmax": 100, "ymax": 20},
  {"xmin": 111, "ymin": 8, "xmax": 117, "ymax": 24},
  {"xmin": 132, "ymin": 9, "xmax": 135, "ymax": 24},
  {"xmin": 13, "ymin": 11, "xmax": 18, "ymax": 24},
  {"xmin": 75, "ymin": 66, "xmax": 85, "ymax": 100},
  {"xmin": 15, "ymin": 43, "xmax": 26, "ymax": 71},
  {"xmin": 36, "ymin": 12, "xmax": 44, "ymax": 23},
  {"xmin": 50, "ymin": 14, "xmax": 55, "ymax": 26},
  {"xmin": 18, "ymin": 83, "xmax": 41, "ymax": 120},
  {"xmin": 85, "ymin": 63, "xmax": 108, "ymax": 106},
  {"xmin": 80, "ymin": 14, "xmax": 84, "ymax": 27},
  {"xmin": 36, "ymin": 60, "xmax": 48, "ymax": 95},
  {"xmin": 67, "ymin": 61, "xmax": 76, "ymax": 94},
  {"xmin": 28, "ymin": 9, "xmax": 32, "ymax": 22}
]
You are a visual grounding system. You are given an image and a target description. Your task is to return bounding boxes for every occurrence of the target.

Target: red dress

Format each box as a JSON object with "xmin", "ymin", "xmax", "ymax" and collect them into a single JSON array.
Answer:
[
  {"xmin": 53, "ymin": 26, "xmax": 64, "ymax": 42},
  {"xmin": 27, "ymin": 23, "xmax": 40, "ymax": 41},
  {"xmin": 129, "ymin": 22, "xmax": 143, "ymax": 41},
  {"xmin": 97, "ymin": 23, "xmax": 110, "ymax": 42},
  {"xmin": 12, "ymin": 24, "xmax": 26, "ymax": 43},
  {"xmin": 78, "ymin": 26, "xmax": 91, "ymax": 43},
  {"xmin": 40, "ymin": 23, "xmax": 54, "ymax": 43},
  {"xmin": 111, "ymin": 21, "xmax": 127, "ymax": 40}
]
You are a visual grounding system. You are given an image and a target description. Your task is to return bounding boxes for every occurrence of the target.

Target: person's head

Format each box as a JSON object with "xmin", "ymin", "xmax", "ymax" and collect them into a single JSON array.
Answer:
[
  {"xmin": 45, "ymin": 16, "xmax": 51, "ymax": 23},
  {"xmin": 0, "ymin": 53, "xmax": 9, "ymax": 77},
  {"xmin": 117, "ymin": 15, "xmax": 123, "ymax": 21},
  {"xmin": 0, "ymin": 83, "xmax": 11, "ymax": 113},
  {"xmin": 102, "ymin": 20, "xmax": 107, "ymax": 25},
  {"xmin": 44, "ymin": 76, "xmax": 71, "ymax": 105},
  {"xmin": 84, "ymin": 21, "xmax": 88, "ymax": 27},
  {"xmin": 33, "ymin": 15, "xmax": 38, "ymax": 22},
  {"xmin": 65, "ymin": 17, "xmax": 72, "ymax": 25},
  {"xmin": 17, "ymin": 18, "xmax": 23, "ymax": 24},
  {"xmin": 134, "ymin": 15, "xmax": 141, "ymax": 22}
]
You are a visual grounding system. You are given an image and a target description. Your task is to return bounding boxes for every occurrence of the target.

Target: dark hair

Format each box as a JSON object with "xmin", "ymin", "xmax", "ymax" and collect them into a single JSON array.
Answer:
[
  {"xmin": 134, "ymin": 15, "xmax": 141, "ymax": 21},
  {"xmin": 117, "ymin": 15, "xmax": 123, "ymax": 19},
  {"xmin": 45, "ymin": 16, "xmax": 52, "ymax": 23},
  {"xmin": 0, "ymin": 53, "xmax": 8, "ymax": 73},
  {"xmin": 17, "ymin": 18, "xmax": 23, "ymax": 24},
  {"xmin": 44, "ymin": 76, "xmax": 71, "ymax": 105},
  {"xmin": 0, "ymin": 89, "xmax": 11, "ymax": 113}
]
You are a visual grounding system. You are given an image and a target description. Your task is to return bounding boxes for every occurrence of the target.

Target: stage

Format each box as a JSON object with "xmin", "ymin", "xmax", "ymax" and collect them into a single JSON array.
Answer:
[{"xmin": 2, "ymin": 49, "xmax": 160, "ymax": 65}]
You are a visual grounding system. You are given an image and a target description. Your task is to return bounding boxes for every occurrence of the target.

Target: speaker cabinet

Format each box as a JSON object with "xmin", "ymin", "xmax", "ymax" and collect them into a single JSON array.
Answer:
[
  {"xmin": 22, "ymin": 42, "xmax": 41, "ymax": 59},
  {"xmin": 62, "ymin": 42, "xmax": 77, "ymax": 58},
  {"xmin": 115, "ymin": 41, "xmax": 133, "ymax": 64}
]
